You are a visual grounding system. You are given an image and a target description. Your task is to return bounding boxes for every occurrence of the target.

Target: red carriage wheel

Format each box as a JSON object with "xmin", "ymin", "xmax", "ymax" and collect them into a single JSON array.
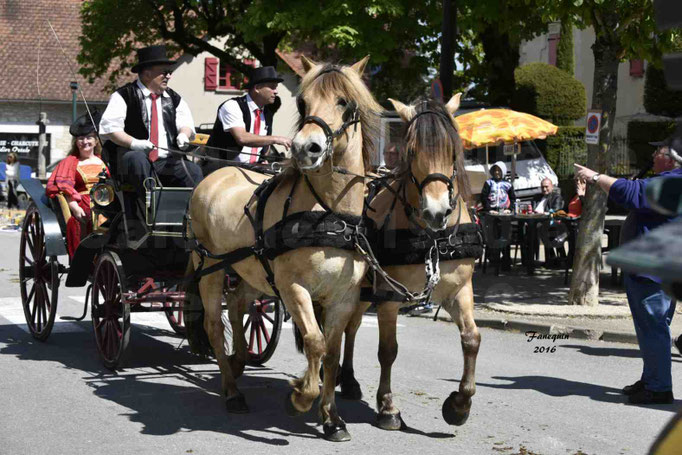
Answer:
[
  {"xmin": 164, "ymin": 301, "xmax": 186, "ymax": 336},
  {"xmin": 244, "ymin": 298, "xmax": 283, "ymax": 366},
  {"xmin": 91, "ymin": 251, "xmax": 130, "ymax": 370},
  {"xmin": 19, "ymin": 204, "xmax": 59, "ymax": 341}
]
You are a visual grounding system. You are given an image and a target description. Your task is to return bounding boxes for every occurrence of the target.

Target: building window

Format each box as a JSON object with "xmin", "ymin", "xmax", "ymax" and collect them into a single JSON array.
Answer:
[
  {"xmin": 204, "ymin": 57, "xmax": 255, "ymax": 91},
  {"xmin": 630, "ymin": 59, "xmax": 645, "ymax": 78}
]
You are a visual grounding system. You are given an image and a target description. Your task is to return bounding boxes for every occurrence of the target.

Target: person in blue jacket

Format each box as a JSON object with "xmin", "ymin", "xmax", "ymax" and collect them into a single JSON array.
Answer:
[
  {"xmin": 480, "ymin": 161, "xmax": 516, "ymax": 212},
  {"xmin": 574, "ymin": 134, "xmax": 682, "ymax": 405}
]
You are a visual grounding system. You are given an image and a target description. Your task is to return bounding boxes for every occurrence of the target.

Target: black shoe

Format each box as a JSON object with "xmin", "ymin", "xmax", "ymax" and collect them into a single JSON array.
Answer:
[
  {"xmin": 622, "ymin": 380, "xmax": 645, "ymax": 396},
  {"xmin": 628, "ymin": 389, "xmax": 674, "ymax": 405},
  {"xmin": 675, "ymin": 335, "xmax": 682, "ymax": 356}
]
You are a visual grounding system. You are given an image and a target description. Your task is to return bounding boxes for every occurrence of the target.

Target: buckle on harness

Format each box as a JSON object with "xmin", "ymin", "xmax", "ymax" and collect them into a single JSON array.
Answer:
[{"xmin": 328, "ymin": 220, "xmax": 348, "ymax": 236}]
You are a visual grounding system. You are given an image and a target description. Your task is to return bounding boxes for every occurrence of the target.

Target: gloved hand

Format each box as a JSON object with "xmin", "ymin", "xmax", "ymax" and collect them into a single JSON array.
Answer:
[
  {"xmin": 130, "ymin": 138, "xmax": 154, "ymax": 152},
  {"xmin": 176, "ymin": 132, "xmax": 190, "ymax": 150}
]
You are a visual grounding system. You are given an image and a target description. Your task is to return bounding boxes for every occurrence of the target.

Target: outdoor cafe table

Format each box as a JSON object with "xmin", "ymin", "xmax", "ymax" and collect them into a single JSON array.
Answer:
[{"xmin": 483, "ymin": 212, "xmax": 550, "ymax": 275}]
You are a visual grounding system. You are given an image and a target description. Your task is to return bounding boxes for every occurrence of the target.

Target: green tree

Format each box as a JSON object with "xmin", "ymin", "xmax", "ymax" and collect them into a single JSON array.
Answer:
[
  {"xmin": 79, "ymin": 0, "xmax": 437, "ymax": 101},
  {"xmin": 556, "ymin": 20, "xmax": 574, "ymax": 74},
  {"xmin": 512, "ymin": 62, "xmax": 586, "ymax": 125},
  {"xmin": 546, "ymin": 0, "xmax": 679, "ymax": 306}
]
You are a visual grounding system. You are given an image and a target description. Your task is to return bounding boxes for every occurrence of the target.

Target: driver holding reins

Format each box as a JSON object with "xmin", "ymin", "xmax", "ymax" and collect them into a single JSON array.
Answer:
[{"xmin": 99, "ymin": 45, "xmax": 203, "ymax": 196}]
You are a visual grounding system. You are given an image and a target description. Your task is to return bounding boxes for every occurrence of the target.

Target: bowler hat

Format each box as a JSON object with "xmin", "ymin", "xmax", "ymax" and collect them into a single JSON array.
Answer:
[
  {"xmin": 69, "ymin": 110, "xmax": 101, "ymax": 137},
  {"xmin": 131, "ymin": 45, "xmax": 176, "ymax": 73},
  {"xmin": 245, "ymin": 66, "xmax": 284, "ymax": 88}
]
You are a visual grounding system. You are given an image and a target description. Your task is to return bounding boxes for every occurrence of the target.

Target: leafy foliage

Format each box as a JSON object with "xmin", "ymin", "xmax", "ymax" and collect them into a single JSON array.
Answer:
[
  {"xmin": 556, "ymin": 20, "xmax": 574, "ymax": 75},
  {"xmin": 643, "ymin": 66, "xmax": 682, "ymax": 117},
  {"xmin": 512, "ymin": 62, "xmax": 586, "ymax": 125},
  {"xmin": 79, "ymin": 0, "xmax": 438, "ymax": 101}
]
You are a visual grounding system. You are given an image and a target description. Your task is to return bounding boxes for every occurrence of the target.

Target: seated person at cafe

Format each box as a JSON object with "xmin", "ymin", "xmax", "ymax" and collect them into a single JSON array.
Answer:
[
  {"xmin": 480, "ymin": 161, "xmax": 515, "ymax": 213},
  {"xmin": 533, "ymin": 177, "xmax": 564, "ymax": 213},
  {"xmin": 566, "ymin": 176, "xmax": 586, "ymax": 217}
]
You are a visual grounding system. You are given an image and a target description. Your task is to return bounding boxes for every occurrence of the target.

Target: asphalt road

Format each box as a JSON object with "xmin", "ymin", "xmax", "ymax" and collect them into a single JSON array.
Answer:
[{"xmin": 0, "ymin": 229, "xmax": 681, "ymax": 455}]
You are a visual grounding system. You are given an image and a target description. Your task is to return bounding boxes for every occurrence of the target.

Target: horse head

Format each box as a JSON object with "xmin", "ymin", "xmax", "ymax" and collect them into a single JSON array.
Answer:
[
  {"xmin": 292, "ymin": 56, "xmax": 381, "ymax": 172},
  {"xmin": 389, "ymin": 95, "xmax": 471, "ymax": 231}
]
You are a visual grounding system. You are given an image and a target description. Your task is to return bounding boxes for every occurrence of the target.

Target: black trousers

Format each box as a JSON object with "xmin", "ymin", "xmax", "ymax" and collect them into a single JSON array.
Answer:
[{"xmin": 119, "ymin": 151, "xmax": 203, "ymax": 195}]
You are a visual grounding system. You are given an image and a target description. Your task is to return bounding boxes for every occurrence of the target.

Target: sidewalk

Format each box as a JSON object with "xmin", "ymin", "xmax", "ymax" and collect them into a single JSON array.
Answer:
[{"xmin": 410, "ymin": 264, "xmax": 682, "ymax": 346}]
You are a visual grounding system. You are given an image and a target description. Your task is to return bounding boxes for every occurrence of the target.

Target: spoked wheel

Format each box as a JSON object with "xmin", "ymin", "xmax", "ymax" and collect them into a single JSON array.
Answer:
[
  {"xmin": 244, "ymin": 299, "xmax": 283, "ymax": 366},
  {"xmin": 19, "ymin": 204, "xmax": 59, "ymax": 341},
  {"xmin": 91, "ymin": 251, "xmax": 130, "ymax": 370},
  {"xmin": 164, "ymin": 301, "xmax": 186, "ymax": 336}
]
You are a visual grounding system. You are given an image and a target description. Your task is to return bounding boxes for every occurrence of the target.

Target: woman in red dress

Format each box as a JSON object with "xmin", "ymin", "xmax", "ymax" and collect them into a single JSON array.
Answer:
[{"xmin": 46, "ymin": 113, "xmax": 109, "ymax": 258}]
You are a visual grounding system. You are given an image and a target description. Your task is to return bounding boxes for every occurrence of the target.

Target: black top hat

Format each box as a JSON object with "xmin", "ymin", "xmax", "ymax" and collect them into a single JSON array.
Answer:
[
  {"xmin": 69, "ymin": 110, "xmax": 102, "ymax": 137},
  {"xmin": 245, "ymin": 66, "xmax": 284, "ymax": 88},
  {"xmin": 131, "ymin": 45, "xmax": 176, "ymax": 73}
]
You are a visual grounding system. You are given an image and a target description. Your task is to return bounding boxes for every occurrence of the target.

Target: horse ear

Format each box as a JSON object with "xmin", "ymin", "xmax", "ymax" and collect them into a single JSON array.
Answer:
[
  {"xmin": 389, "ymin": 98, "xmax": 415, "ymax": 122},
  {"xmin": 350, "ymin": 55, "xmax": 370, "ymax": 75},
  {"xmin": 300, "ymin": 55, "xmax": 317, "ymax": 74},
  {"xmin": 445, "ymin": 92, "xmax": 462, "ymax": 115}
]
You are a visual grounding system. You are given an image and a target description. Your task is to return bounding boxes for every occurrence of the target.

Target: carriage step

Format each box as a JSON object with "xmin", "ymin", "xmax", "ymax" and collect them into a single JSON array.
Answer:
[{"xmin": 58, "ymin": 264, "xmax": 69, "ymax": 274}]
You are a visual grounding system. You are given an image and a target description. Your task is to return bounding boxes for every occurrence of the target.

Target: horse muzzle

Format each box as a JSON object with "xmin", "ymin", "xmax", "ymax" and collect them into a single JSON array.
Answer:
[{"xmin": 292, "ymin": 136, "xmax": 330, "ymax": 171}]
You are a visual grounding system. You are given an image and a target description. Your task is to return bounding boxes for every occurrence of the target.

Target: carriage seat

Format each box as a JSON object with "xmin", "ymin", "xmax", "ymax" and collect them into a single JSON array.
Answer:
[{"xmin": 50, "ymin": 193, "xmax": 72, "ymax": 234}]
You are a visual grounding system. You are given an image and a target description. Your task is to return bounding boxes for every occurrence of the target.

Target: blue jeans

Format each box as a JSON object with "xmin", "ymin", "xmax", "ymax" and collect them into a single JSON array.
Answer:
[{"xmin": 624, "ymin": 274, "xmax": 676, "ymax": 392}]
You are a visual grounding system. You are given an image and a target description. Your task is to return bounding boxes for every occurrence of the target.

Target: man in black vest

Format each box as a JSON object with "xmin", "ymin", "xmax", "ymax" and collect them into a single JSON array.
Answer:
[
  {"xmin": 100, "ymin": 45, "xmax": 203, "ymax": 195},
  {"xmin": 203, "ymin": 66, "xmax": 292, "ymax": 175}
]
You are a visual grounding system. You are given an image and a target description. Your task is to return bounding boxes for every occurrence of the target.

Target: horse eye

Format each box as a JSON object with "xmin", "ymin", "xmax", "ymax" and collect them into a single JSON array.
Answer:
[{"xmin": 337, "ymin": 98, "xmax": 348, "ymax": 108}]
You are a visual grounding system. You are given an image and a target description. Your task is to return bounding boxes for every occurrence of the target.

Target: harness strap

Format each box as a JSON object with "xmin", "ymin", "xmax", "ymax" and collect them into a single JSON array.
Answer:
[{"xmin": 304, "ymin": 175, "xmax": 334, "ymax": 213}]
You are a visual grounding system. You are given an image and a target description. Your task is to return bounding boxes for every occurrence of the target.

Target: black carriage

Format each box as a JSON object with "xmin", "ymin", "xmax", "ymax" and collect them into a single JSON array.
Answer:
[{"xmin": 18, "ymin": 164, "xmax": 283, "ymax": 369}]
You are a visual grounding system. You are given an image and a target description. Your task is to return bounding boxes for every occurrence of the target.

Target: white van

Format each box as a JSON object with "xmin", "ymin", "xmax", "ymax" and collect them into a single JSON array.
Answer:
[{"xmin": 378, "ymin": 110, "xmax": 559, "ymax": 201}]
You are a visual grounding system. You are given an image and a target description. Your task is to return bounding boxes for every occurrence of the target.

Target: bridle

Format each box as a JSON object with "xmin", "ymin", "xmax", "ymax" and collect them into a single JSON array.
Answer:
[
  {"xmin": 404, "ymin": 109, "xmax": 458, "ymax": 211},
  {"xmin": 296, "ymin": 66, "xmax": 361, "ymax": 170}
]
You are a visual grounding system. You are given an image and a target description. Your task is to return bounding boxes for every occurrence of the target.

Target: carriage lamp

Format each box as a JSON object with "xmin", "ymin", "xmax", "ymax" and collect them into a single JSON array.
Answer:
[{"xmin": 92, "ymin": 183, "xmax": 115, "ymax": 206}]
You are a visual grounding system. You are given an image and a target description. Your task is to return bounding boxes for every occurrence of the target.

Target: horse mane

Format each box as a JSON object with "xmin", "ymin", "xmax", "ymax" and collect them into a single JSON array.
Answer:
[
  {"xmin": 402, "ymin": 97, "xmax": 472, "ymax": 203},
  {"xmin": 298, "ymin": 63, "xmax": 382, "ymax": 170}
]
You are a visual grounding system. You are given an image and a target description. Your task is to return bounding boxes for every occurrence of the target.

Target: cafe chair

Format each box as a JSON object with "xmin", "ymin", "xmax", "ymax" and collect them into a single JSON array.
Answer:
[
  {"xmin": 538, "ymin": 219, "xmax": 572, "ymax": 284},
  {"xmin": 481, "ymin": 214, "xmax": 515, "ymax": 276}
]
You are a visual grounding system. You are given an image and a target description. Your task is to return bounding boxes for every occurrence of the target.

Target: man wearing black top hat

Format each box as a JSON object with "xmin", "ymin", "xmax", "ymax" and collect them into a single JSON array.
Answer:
[
  {"xmin": 100, "ymin": 44, "xmax": 203, "ymax": 195},
  {"xmin": 203, "ymin": 66, "xmax": 292, "ymax": 175}
]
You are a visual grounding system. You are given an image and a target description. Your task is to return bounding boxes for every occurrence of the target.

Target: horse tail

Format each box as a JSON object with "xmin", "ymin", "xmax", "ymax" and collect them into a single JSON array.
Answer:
[
  {"xmin": 182, "ymin": 257, "xmax": 214, "ymax": 357},
  {"xmin": 292, "ymin": 303, "xmax": 324, "ymax": 354}
]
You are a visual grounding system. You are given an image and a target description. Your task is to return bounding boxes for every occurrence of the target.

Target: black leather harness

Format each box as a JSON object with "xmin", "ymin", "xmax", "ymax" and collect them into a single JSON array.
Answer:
[{"xmin": 191, "ymin": 171, "xmax": 374, "ymax": 299}]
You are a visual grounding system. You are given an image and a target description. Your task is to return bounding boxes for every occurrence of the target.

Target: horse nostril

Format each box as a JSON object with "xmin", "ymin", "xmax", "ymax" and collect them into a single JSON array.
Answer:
[
  {"xmin": 444, "ymin": 208, "xmax": 453, "ymax": 218},
  {"xmin": 306, "ymin": 142, "xmax": 322, "ymax": 155}
]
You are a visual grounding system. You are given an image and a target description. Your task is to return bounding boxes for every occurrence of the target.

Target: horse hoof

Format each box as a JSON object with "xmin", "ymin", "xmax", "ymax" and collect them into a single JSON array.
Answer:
[
  {"xmin": 340, "ymin": 381, "xmax": 363, "ymax": 400},
  {"xmin": 225, "ymin": 393, "xmax": 249, "ymax": 414},
  {"xmin": 442, "ymin": 392, "xmax": 470, "ymax": 426},
  {"xmin": 284, "ymin": 390, "xmax": 304, "ymax": 417},
  {"xmin": 376, "ymin": 411, "xmax": 402, "ymax": 431},
  {"xmin": 323, "ymin": 422, "xmax": 351, "ymax": 442}
]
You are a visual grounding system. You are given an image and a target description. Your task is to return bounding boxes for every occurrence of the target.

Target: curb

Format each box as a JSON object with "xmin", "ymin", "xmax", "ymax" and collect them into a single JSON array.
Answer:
[{"xmin": 410, "ymin": 312, "xmax": 640, "ymax": 345}]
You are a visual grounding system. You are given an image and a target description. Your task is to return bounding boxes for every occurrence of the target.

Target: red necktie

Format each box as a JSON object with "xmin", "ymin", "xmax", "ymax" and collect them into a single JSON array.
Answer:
[
  {"xmin": 148, "ymin": 93, "xmax": 159, "ymax": 162},
  {"xmin": 250, "ymin": 108, "xmax": 261, "ymax": 163}
]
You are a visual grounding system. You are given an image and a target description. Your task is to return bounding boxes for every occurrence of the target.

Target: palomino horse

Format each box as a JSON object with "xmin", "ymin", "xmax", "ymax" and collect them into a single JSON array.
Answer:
[
  {"xmin": 185, "ymin": 56, "xmax": 381, "ymax": 442},
  {"xmin": 339, "ymin": 95, "xmax": 481, "ymax": 430}
]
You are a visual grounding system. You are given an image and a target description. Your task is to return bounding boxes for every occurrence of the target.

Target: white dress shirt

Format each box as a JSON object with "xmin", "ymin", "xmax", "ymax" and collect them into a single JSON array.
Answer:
[
  {"xmin": 100, "ymin": 80, "xmax": 195, "ymax": 159},
  {"xmin": 217, "ymin": 93, "xmax": 268, "ymax": 163}
]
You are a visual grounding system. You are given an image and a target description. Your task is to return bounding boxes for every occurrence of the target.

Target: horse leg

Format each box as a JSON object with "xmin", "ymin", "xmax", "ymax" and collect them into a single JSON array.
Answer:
[
  {"xmin": 281, "ymin": 284, "xmax": 325, "ymax": 415},
  {"xmin": 319, "ymin": 302, "xmax": 357, "ymax": 442},
  {"xmin": 441, "ymin": 283, "xmax": 480, "ymax": 426},
  {"xmin": 198, "ymin": 270, "xmax": 248, "ymax": 413},
  {"xmin": 339, "ymin": 301, "xmax": 370, "ymax": 400},
  {"xmin": 375, "ymin": 301, "xmax": 402, "ymax": 430},
  {"xmin": 226, "ymin": 283, "xmax": 260, "ymax": 379}
]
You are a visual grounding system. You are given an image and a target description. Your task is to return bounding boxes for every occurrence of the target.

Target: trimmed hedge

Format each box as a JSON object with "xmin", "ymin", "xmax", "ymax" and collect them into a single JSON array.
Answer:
[
  {"xmin": 556, "ymin": 22, "xmax": 574, "ymax": 76},
  {"xmin": 512, "ymin": 62, "xmax": 586, "ymax": 125},
  {"xmin": 543, "ymin": 126, "xmax": 586, "ymax": 177},
  {"xmin": 627, "ymin": 120, "xmax": 678, "ymax": 171},
  {"xmin": 644, "ymin": 66, "xmax": 682, "ymax": 118}
]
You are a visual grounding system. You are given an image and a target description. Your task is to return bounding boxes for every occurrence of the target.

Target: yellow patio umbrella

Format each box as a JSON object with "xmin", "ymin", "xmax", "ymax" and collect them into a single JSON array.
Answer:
[{"xmin": 455, "ymin": 108, "xmax": 559, "ymax": 181}]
